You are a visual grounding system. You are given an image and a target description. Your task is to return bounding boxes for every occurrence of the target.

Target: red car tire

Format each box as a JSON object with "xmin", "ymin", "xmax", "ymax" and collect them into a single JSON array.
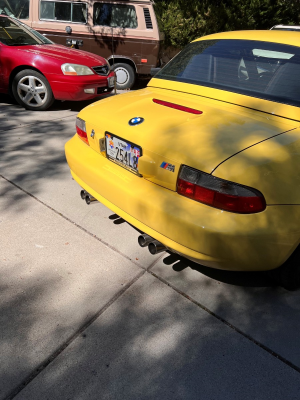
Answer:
[{"xmin": 12, "ymin": 69, "xmax": 54, "ymax": 111}]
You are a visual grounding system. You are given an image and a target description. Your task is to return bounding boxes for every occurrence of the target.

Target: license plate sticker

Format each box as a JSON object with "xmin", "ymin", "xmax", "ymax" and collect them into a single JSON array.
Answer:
[{"xmin": 105, "ymin": 132, "xmax": 142, "ymax": 174}]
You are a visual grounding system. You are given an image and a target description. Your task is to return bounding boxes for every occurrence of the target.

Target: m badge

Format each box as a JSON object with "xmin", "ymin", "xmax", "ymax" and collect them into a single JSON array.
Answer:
[{"xmin": 160, "ymin": 162, "xmax": 175, "ymax": 172}]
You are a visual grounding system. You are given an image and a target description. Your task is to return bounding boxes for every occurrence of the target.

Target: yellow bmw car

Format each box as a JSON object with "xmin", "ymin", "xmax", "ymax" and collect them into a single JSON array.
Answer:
[{"xmin": 65, "ymin": 30, "xmax": 300, "ymax": 289}]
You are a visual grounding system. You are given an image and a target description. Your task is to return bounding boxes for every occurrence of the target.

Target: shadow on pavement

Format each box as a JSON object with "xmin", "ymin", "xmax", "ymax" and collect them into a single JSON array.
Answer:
[
  {"xmin": 0, "ymin": 93, "xmax": 111, "ymax": 113},
  {"xmin": 2, "ymin": 77, "xmax": 300, "ymax": 400},
  {"xmin": 0, "ymin": 114, "xmax": 74, "ymax": 214},
  {"xmin": 162, "ymin": 253, "xmax": 274, "ymax": 288},
  {"xmin": 4, "ymin": 273, "xmax": 300, "ymax": 400}
]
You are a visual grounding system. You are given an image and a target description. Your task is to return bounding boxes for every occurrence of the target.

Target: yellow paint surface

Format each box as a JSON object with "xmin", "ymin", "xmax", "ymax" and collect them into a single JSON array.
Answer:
[{"xmin": 65, "ymin": 30, "xmax": 300, "ymax": 271}]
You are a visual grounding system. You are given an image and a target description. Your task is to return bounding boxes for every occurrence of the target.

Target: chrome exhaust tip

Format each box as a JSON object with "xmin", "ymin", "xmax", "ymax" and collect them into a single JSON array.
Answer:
[
  {"xmin": 138, "ymin": 234, "xmax": 154, "ymax": 248},
  {"xmin": 85, "ymin": 194, "xmax": 97, "ymax": 205},
  {"xmin": 148, "ymin": 240, "xmax": 166, "ymax": 255},
  {"xmin": 80, "ymin": 190, "xmax": 87, "ymax": 200}
]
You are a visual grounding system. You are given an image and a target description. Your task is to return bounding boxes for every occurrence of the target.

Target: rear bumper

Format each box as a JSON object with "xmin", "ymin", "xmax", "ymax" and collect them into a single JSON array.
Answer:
[
  {"xmin": 47, "ymin": 72, "xmax": 115, "ymax": 101},
  {"xmin": 65, "ymin": 134, "xmax": 300, "ymax": 271}
]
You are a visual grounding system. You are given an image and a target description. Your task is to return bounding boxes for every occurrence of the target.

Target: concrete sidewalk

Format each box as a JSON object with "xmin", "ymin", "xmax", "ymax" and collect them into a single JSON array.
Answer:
[{"xmin": 1, "ymin": 93, "xmax": 300, "ymax": 400}]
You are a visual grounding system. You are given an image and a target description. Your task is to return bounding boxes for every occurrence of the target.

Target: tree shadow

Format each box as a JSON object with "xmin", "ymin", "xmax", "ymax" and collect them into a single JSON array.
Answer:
[
  {"xmin": 0, "ymin": 113, "xmax": 73, "ymax": 214},
  {"xmin": 0, "ymin": 90, "xmax": 119, "ymax": 215},
  {"xmin": 0, "ymin": 93, "xmax": 114, "ymax": 113},
  {"xmin": 3, "ymin": 273, "xmax": 300, "ymax": 400}
]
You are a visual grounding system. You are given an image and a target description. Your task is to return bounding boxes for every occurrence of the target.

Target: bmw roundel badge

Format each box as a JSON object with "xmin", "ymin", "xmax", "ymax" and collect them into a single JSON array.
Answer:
[{"xmin": 129, "ymin": 117, "xmax": 144, "ymax": 126}]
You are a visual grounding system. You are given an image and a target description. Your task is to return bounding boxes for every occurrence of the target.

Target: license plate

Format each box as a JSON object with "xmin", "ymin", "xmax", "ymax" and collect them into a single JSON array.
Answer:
[
  {"xmin": 105, "ymin": 132, "xmax": 142, "ymax": 174},
  {"xmin": 107, "ymin": 76, "xmax": 115, "ymax": 88}
]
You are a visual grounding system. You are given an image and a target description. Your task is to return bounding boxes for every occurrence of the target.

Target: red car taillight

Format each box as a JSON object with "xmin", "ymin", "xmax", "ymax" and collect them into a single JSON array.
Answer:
[
  {"xmin": 177, "ymin": 166, "xmax": 266, "ymax": 214},
  {"xmin": 76, "ymin": 117, "xmax": 89, "ymax": 145}
]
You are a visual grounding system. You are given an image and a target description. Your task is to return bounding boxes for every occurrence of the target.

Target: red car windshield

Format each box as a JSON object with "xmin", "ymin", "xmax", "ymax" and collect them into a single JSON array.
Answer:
[
  {"xmin": 156, "ymin": 39, "xmax": 300, "ymax": 108},
  {"xmin": 0, "ymin": 16, "xmax": 52, "ymax": 45}
]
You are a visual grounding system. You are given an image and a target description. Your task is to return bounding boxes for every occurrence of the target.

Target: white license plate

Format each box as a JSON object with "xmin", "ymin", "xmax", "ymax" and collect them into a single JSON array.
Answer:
[
  {"xmin": 105, "ymin": 132, "xmax": 142, "ymax": 174},
  {"xmin": 107, "ymin": 76, "xmax": 115, "ymax": 88}
]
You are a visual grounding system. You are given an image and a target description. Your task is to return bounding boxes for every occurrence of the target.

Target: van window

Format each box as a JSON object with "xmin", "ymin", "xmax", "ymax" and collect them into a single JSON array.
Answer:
[
  {"xmin": 40, "ymin": 1, "xmax": 87, "ymax": 23},
  {"xmin": 93, "ymin": 3, "xmax": 137, "ymax": 28},
  {"xmin": 0, "ymin": 0, "xmax": 29, "ymax": 19}
]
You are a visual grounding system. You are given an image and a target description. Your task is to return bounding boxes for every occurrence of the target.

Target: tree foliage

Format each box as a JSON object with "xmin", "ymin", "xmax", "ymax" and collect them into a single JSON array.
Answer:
[{"xmin": 154, "ymin": 0, "xmax": 300, "ymax": 48}]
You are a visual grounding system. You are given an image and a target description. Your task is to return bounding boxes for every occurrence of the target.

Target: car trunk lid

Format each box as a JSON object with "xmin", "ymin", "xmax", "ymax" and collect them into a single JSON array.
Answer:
[{"xmin": 81, "ymin": 87, "xmax": 298, "ymax": 191}]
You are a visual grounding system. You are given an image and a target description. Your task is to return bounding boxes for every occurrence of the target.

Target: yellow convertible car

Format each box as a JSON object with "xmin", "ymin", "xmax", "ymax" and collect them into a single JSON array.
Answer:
[{"xmin": 65, "ymin": 30, "xmax": 300, "ymax": 289}]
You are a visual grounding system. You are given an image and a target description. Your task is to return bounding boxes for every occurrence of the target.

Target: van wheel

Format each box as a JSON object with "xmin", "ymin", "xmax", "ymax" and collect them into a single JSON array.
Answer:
[
  {"xmin": 12, "ymin": 69, "xmax": 54, "ymax": 111},
  {"xmin": 112, "ymin": 63, "xmax": 135, "ymax": 90}
]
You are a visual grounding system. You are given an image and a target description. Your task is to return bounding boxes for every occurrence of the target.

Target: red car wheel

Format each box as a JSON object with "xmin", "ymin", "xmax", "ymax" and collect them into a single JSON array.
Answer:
[{"xmin": 12, "ymin": 69, "xmax": 54, "ymax": 111}]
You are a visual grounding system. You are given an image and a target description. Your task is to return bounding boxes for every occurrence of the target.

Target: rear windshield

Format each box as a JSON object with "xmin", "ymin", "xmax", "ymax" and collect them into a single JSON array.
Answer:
[{"xmin": 156, "ymin": 39, "xmax": 300, "ymax": 108}]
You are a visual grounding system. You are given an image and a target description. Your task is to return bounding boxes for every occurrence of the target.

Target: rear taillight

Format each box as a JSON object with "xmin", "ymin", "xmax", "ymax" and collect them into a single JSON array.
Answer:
[
  {"xmin": 76, "ymin": 117, "xmax": 89, "ymax": 145},
  {"xmin": 177, "ymin": 166, "xmax": 266, "ymax": 214}
]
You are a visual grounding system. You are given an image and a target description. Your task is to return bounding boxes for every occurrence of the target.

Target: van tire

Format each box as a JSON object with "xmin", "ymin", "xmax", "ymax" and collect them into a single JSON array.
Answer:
[
  {"xmin": 12, "ymin": 69, "xmax": 54, "ymax": 111},
  {"xmin": 112, "ymin": 63, "xmax": 135, "ymax": 90}
]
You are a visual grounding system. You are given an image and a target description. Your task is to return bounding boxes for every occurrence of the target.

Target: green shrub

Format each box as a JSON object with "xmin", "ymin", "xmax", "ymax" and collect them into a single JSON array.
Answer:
[{"xmin": 154, "ymin": 0, "xmax": 300, "ymax": 49}]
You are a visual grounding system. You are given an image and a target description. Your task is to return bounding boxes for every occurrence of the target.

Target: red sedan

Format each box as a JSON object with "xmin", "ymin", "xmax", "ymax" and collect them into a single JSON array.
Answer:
[{"xmin": 0, "ymin": 15, "xmax": 115, "ymax": 111}]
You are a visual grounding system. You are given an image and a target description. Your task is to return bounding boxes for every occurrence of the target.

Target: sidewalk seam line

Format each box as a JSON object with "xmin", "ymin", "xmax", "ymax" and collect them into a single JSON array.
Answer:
[
  {"xmin": 3, "ymin": 177, "xmax": 299, "ymax": 384},
  {"xmin": 146, "ymin": 252, "xmax": 165, "ymax": 271},
  {"xmin": 148, "ymin": 270, "xmax": 300, "ymax": 375},
  {"xmin": 4, "ymin": 270, "xmax": 145, "ymax": 400},
  {"xmin": 0, "ymin": 175, "xmax": 145, "ymax": 270}
]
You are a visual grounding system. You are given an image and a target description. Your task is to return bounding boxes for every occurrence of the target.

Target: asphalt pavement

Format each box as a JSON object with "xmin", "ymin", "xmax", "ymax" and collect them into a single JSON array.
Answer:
[{"xmin": 1, "ymin": 91, "xmax": 300, "ymax": 400}]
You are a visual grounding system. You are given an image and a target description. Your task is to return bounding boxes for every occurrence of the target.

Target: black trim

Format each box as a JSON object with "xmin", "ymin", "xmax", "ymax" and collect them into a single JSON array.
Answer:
[
  {"xmin": 97, "ymin": 87, "xmax": 113, "ymax": 94},
  {"xmin": 143, "ymin": 8, "xmax": 153, "ymax": 29},
  {"xmin": 93, "ymin": 65, "xmax": 110, "ymax": 76}
]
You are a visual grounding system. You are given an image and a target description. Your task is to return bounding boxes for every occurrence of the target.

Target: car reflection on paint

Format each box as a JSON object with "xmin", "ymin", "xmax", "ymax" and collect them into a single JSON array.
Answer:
[{"xmin": 66, "ymin": 29, "xmax": 300, "ymax": 290}]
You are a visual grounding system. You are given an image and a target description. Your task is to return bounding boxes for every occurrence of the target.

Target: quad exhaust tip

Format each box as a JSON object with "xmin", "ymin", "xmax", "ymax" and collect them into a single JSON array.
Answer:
[
  {"xmin": 80, "ymin": 190, "xmax": 97, "ymax": 205},
  {"xmin": 80, "ymin": 190, "xmax": 87, "ymax": 200},
  {"xmin": 138, "ymin": 234, "xmax": 166, "ymax": 254},
  {"xmin": 138, "ymin": 234, "xmax": 153, "ymax": 248},
  {"xmin": 85, "ymin": 194, "xmax": 97, "ymax": 205},
  {"xmin": 148, "ymin": 240, "xmax": 166, "ymax": 255}
]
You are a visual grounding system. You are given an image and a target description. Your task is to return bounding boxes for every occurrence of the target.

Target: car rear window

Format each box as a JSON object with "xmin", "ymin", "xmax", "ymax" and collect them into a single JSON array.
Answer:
[{"xmin": 156, "ymin": 39, "xmax": 300, "ymax": 108}]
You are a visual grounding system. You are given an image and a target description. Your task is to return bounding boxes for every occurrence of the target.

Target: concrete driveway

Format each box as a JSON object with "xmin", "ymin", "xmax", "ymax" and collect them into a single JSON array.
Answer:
[{"xmin": 1, "ymin": 93, "xmax": 300, "ymax": 400}]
